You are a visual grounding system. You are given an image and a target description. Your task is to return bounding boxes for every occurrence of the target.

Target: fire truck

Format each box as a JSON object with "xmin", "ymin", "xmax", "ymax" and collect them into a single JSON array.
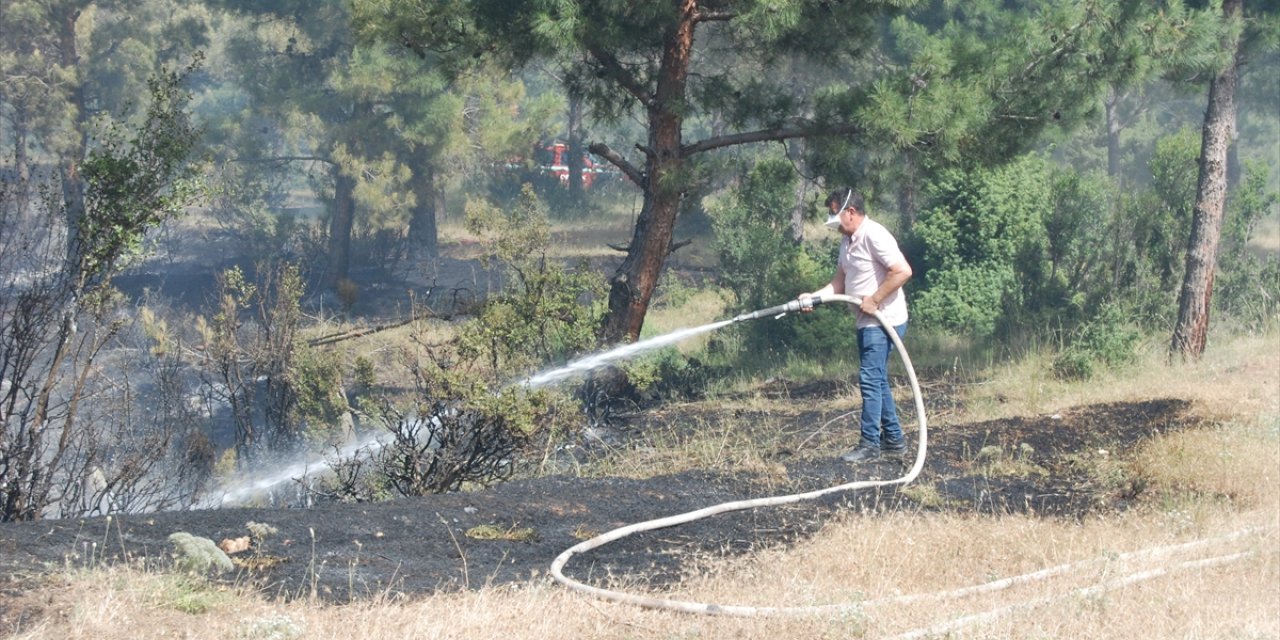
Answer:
[{"xmin": 534, "ymin": 142, "xmax": 614, "ymax": 188}]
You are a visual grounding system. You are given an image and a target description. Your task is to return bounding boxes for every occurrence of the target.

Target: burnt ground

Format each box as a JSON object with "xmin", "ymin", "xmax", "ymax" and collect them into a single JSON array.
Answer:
[
  {"xmin": 0, "ymin": 227, "xmax": 1213, "ymax": 614},
  {"xmin": 0, "ymin": 394, "xmax": 1204, "ymax": 609}
]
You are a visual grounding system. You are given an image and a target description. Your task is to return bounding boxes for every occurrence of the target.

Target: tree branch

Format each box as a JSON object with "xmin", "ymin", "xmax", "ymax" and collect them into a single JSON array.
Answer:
[
  {"xmin": 607, "ymin": 238, "xmax": 692, "ymax": 255},
  {"xmin": 225, "ymin": 155, "xmax": 333, "ymax": 166},
  {"xmin": 588, "ymin": 142, "xmax": 646, "ymax": 187},
  {"xmin": 586, "ymin": 45, "xmax": 653, "ymax": 108},
  {"xmin": 694, "ymin": 10, "xmax": 736, "ymax": 22},
  {"xmin": 681, "ymin": 122, "xmax": 862, "ymax": 157}
]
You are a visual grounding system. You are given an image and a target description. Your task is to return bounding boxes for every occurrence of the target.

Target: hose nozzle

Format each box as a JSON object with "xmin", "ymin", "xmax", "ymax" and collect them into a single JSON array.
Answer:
[{"xmin": 731, "ymin": 296, "xmax": 824, "ymax": 323}]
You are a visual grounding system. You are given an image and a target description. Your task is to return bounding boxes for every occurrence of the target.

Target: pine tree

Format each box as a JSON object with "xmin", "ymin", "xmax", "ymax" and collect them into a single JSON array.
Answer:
[
  {"xmin": 354, "ymin": 0, "xmax": 1223, "ymax": 344},
  {"xmin": 1172, "ymin": 0, "xmax": 1279, "ymax": 359}
]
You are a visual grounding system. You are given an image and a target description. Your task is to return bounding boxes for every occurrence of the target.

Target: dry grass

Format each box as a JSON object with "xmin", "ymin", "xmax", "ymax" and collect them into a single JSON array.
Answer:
[
  {"xmin": 644, "ymin": 288, "xmax": 731, "ymax": 341},
  {"xmin": 1131, "ymin": 419, "xmax": 1280, "ymax": 511},
  {"xmin": 8, "ymin": 328, "xmax": 1279, "ymax": 639},
  {"xmin": 678, "ymin": 506, "xmax": 1278, "ymax": 639},
  {"xmin": 586, "ymin": 412, "xmax": 795, "ymax": 482},
  {"xmin": 13, "ymin": 504, "xmax": 1276, "ymax": 639},
  {"xmin": 1249, "ymin": 212, "xmax": 1280, "ymax": 255},
  {"xmin": 961, "ymin": 329, "xmax": 1280, "ymax": 423}
]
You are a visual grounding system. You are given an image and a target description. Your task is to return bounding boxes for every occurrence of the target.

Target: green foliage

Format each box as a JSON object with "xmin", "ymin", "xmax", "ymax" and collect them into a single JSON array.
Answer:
[
  {"xmin": 1144, "ymin": 129, "xmax": 1200, "ymax": 283},
  {"xmin": 1085, "ymin": 128, "xmax": 1198, "ymax": 326},
  {"xmin": 165, "ymin": 576, "xmax": 233, "ymax": 615},
  {"xmin": 1051, "ymin": 302, "xmax": 1142, "ymax": 381},
  {"xmin": 712, "ymin": 159, "xmax": 801, "ymax": 309},
  {"xmin": 0, "ymin": 58, "xmax": 204, "ymax": 522},
  {"xmin": 77, "ymin": 58, "xmax": 205, "ymax": 282},
  {"xmin": 1215, "ymin": 161, "xmax": 1280, "ymax": 331},
  {"xmin": 911, "ymin": 264, "xmax": 1016, "ymax": 337},
  {"xmin": 710, "ymin": 158, "xmax": 857, "ymax": 359},
  {"xmin": 198, "ymin": 263, "xmax": 351, "ymax": 459},
  {"xmin": 289, "ymin": 345, "xmax": 350, "ymax": 443},
  {"xmin": 352, "ymin": 355, "xmax": 378, "ymax": 394},
  {"xmin": 909, "ymin": 157, "xmax": 1054, "ymax": 336},
  {"xmin": 904, "ymin": 125, "xmax": 1248, "ymax": 346},
  {"xmin": 338, "ymin": 352, "xmax": 571, "ymax": 499},
  {"xmin": 812, "ymin": 0, "xmax": 1204, "ymax": 196},
  {"xmin": 458, "ymin": 185, "xmax": 606, "ymax": 374},
  {"xmin": 619, "ymin": 345, "xmax": 722, "ymax": 402},
  {"xmin": 1038, "ymin": 169, "xmax": 1113, "ymax": 311}
]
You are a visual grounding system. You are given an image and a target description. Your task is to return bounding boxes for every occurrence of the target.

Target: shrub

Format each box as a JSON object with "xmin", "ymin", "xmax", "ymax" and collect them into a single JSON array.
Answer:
[
  {"xmin": 168, "ymin": 532, "xmax": 234, "ymax": 575},
  {"xmin": 459, "ymin": 185, "xmax": 606, "ymax": 375},
  {"xmin": 620, "ymin": 346, "xmax": 724, "ymax": 402},
  {"xmin": 908, "ymin": 157, "xmax": 1052, "ymax": 337},
  {"xmin": 710, "ymin": 158, "xmax": 858, "ymax": 360},
  {"xmin": 1051, "ymin": 302, "xmax": 1142, "ymax": 381},
  {"xmin": 197, "ymin": 263, "xmax": 323, "ymax": 460},
  {"xmin": 1214, "ymin": 161, "xmax": 1280, "ymax": 332},
  {"xmin": 372, "ymin": 400, "xmax": 531, "ymax": 495}
]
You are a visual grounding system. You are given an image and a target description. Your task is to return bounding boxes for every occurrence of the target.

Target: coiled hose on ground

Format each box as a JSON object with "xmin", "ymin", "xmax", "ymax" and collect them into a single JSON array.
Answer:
[{"xmin": 550, "ymin": 294, "xmax": 927, "ymax": 615}]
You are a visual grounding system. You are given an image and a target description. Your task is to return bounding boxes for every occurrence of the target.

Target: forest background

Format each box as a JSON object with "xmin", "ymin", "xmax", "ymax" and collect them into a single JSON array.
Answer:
[{"xmin": 0, "ymin": 0, "xmax": 1277, "ymax": 534}]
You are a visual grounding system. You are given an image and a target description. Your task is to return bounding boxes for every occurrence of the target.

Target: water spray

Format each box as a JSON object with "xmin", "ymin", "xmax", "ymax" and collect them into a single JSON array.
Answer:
[{"xmin": 518, "ymin": 319, "xmax": 736, "ymax": 389}]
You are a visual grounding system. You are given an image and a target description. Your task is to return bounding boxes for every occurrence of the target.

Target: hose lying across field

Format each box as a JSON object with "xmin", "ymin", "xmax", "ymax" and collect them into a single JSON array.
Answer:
[
  {"xmin": 548, "ymin": 295, "xmax": 1273, "ymax": 628},
  {"xmin": 550, "ymin": 295, "xmax": 927, "ymax": 615}
]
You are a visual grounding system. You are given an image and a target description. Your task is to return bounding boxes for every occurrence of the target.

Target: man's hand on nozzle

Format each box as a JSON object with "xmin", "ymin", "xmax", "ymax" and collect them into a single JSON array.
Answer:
[{"xmin": 797, "ymin": 292, "xmax": 816, "ymax": 312}]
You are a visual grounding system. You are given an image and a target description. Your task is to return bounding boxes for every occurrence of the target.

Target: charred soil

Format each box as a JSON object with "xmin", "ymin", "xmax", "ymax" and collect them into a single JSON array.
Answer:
[{"xmin": 0, "ymin": 394, "xmax": 1202, "ymax": 605}]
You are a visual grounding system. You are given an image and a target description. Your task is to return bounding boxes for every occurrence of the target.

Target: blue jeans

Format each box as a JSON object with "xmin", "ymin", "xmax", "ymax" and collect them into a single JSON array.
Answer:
[{"xmin": 857, "ymin": 323, "xmax": 907, "ymax": 448}]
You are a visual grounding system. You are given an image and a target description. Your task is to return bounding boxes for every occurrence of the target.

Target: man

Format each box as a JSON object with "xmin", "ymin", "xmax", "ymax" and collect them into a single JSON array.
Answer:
[{"xmin": 801, "ymin": 188, "xmax": 912, "ymax": 463}]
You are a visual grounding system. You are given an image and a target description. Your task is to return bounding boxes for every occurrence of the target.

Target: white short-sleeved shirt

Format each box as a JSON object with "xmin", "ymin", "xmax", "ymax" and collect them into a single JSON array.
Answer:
[{"xmin": 839, "ymin": 216, "xmax": 909, "ymax": 329}]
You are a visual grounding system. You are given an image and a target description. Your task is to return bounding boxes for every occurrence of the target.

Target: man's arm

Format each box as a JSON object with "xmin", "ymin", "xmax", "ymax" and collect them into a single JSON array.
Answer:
[{"xmin": 859, "ymin": 260, "xmax": 912, "ymax": 316}]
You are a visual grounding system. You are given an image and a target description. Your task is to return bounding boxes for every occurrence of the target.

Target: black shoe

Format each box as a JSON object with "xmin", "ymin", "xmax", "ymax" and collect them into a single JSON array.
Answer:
[
  {"xmin": 882, "ymin": 440, "xmax": 906, "ymax": 459},
  {"xmin": 840, "ymin": 444, "xmax": 881, "ymax": 463}
]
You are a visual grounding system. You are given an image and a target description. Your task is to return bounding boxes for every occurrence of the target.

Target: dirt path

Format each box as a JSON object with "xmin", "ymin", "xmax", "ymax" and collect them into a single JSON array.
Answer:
[{"xmin": 0, "ymin": 398, "xmax": 1199, "ymax": 604}]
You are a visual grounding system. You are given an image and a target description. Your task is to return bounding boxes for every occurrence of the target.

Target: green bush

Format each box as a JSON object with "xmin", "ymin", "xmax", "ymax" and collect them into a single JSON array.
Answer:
[
  {"xmin": 1051, "ymin": 302, "xmax": 1142, "ymax": 381},
  {"xmin": 711, "ymin": 158, "xmax": 858, "ymax": 361},
  {"xmin": 621, "ymin": 345, "xmax": 726, "ymax": 402},
  {"xmin": 905, "ymin": 132, "xmax": 1216, "ymax": 346},
  {"xmin": 1214, "ymin": 161, "xmax": 1280, "ymax": 332},
  {"xmin": 908, "ymin": 157, "xmax": 1053, "ymax": 337},
  {"xmin": 458, "ymin": 185, "xmax": 606, "ymax": 375}
]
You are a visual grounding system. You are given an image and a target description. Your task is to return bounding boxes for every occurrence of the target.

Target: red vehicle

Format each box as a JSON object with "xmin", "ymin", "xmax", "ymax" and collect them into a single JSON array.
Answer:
[{"xmin": 535, "ymin": 142, "xmax": 614, "ymax": 188}]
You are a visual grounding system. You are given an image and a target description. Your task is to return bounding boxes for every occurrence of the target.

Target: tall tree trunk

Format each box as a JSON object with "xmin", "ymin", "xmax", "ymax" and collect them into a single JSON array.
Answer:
[
  {"xmin": 899, "ymin": 150, "xmax": 920, "ymax": 228},
  {"xmin": 326, "ymin": 169, "xmax": 357, "ymax": 288},
  {"xmin": 55, "ymin": 4, "xmax": 88, "ymax": 282},
  {"xmin": 567, "ymin": 92, "xmax": 585, "ymax": 196},
  {"xmin": 12, "ymin": 112, "xmax": 30, "ymax": 183},
  {"xmin": 1171, "ymin": 0, "xmax": 1242, "ymax": 360},
  {"xmin": 1105, "ymin": 87, "xmax": 1122, "ymax": 180},
  {"xmin": 600, "ymin": 0, "xmax": 696, "ymax": 344},
  {"xmin": 787, "ymin": 138, "xmax": 808, "ymax": 243},
  {"xmin": 1226, "ymin": 107, "xmax": 1241, "ymax": 191},
  {"xmin": 408, "ymin": 159, "xmax": 440, "ymax": 259},
  {"xmin": 11, "ymin": 113, "xmax": 32, "ymax": 216}
]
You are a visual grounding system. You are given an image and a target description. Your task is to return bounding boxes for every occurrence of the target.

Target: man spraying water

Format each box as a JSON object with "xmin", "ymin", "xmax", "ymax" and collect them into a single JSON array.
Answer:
[{"xmin": 798, "ymin": 188, "xmax": 913, "ymax": 464}]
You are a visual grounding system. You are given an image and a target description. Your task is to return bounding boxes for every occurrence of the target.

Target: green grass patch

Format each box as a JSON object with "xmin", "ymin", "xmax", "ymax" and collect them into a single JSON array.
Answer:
[{"xmin": 465, "ymin": 524, "xmax": 538, "ymax": 542}]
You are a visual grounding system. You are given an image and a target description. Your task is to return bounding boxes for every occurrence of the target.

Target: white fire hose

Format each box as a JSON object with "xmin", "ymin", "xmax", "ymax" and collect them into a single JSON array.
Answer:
[{"xmin": 549, "ymin": 294, "xmax": 928, "ymax": 615}]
